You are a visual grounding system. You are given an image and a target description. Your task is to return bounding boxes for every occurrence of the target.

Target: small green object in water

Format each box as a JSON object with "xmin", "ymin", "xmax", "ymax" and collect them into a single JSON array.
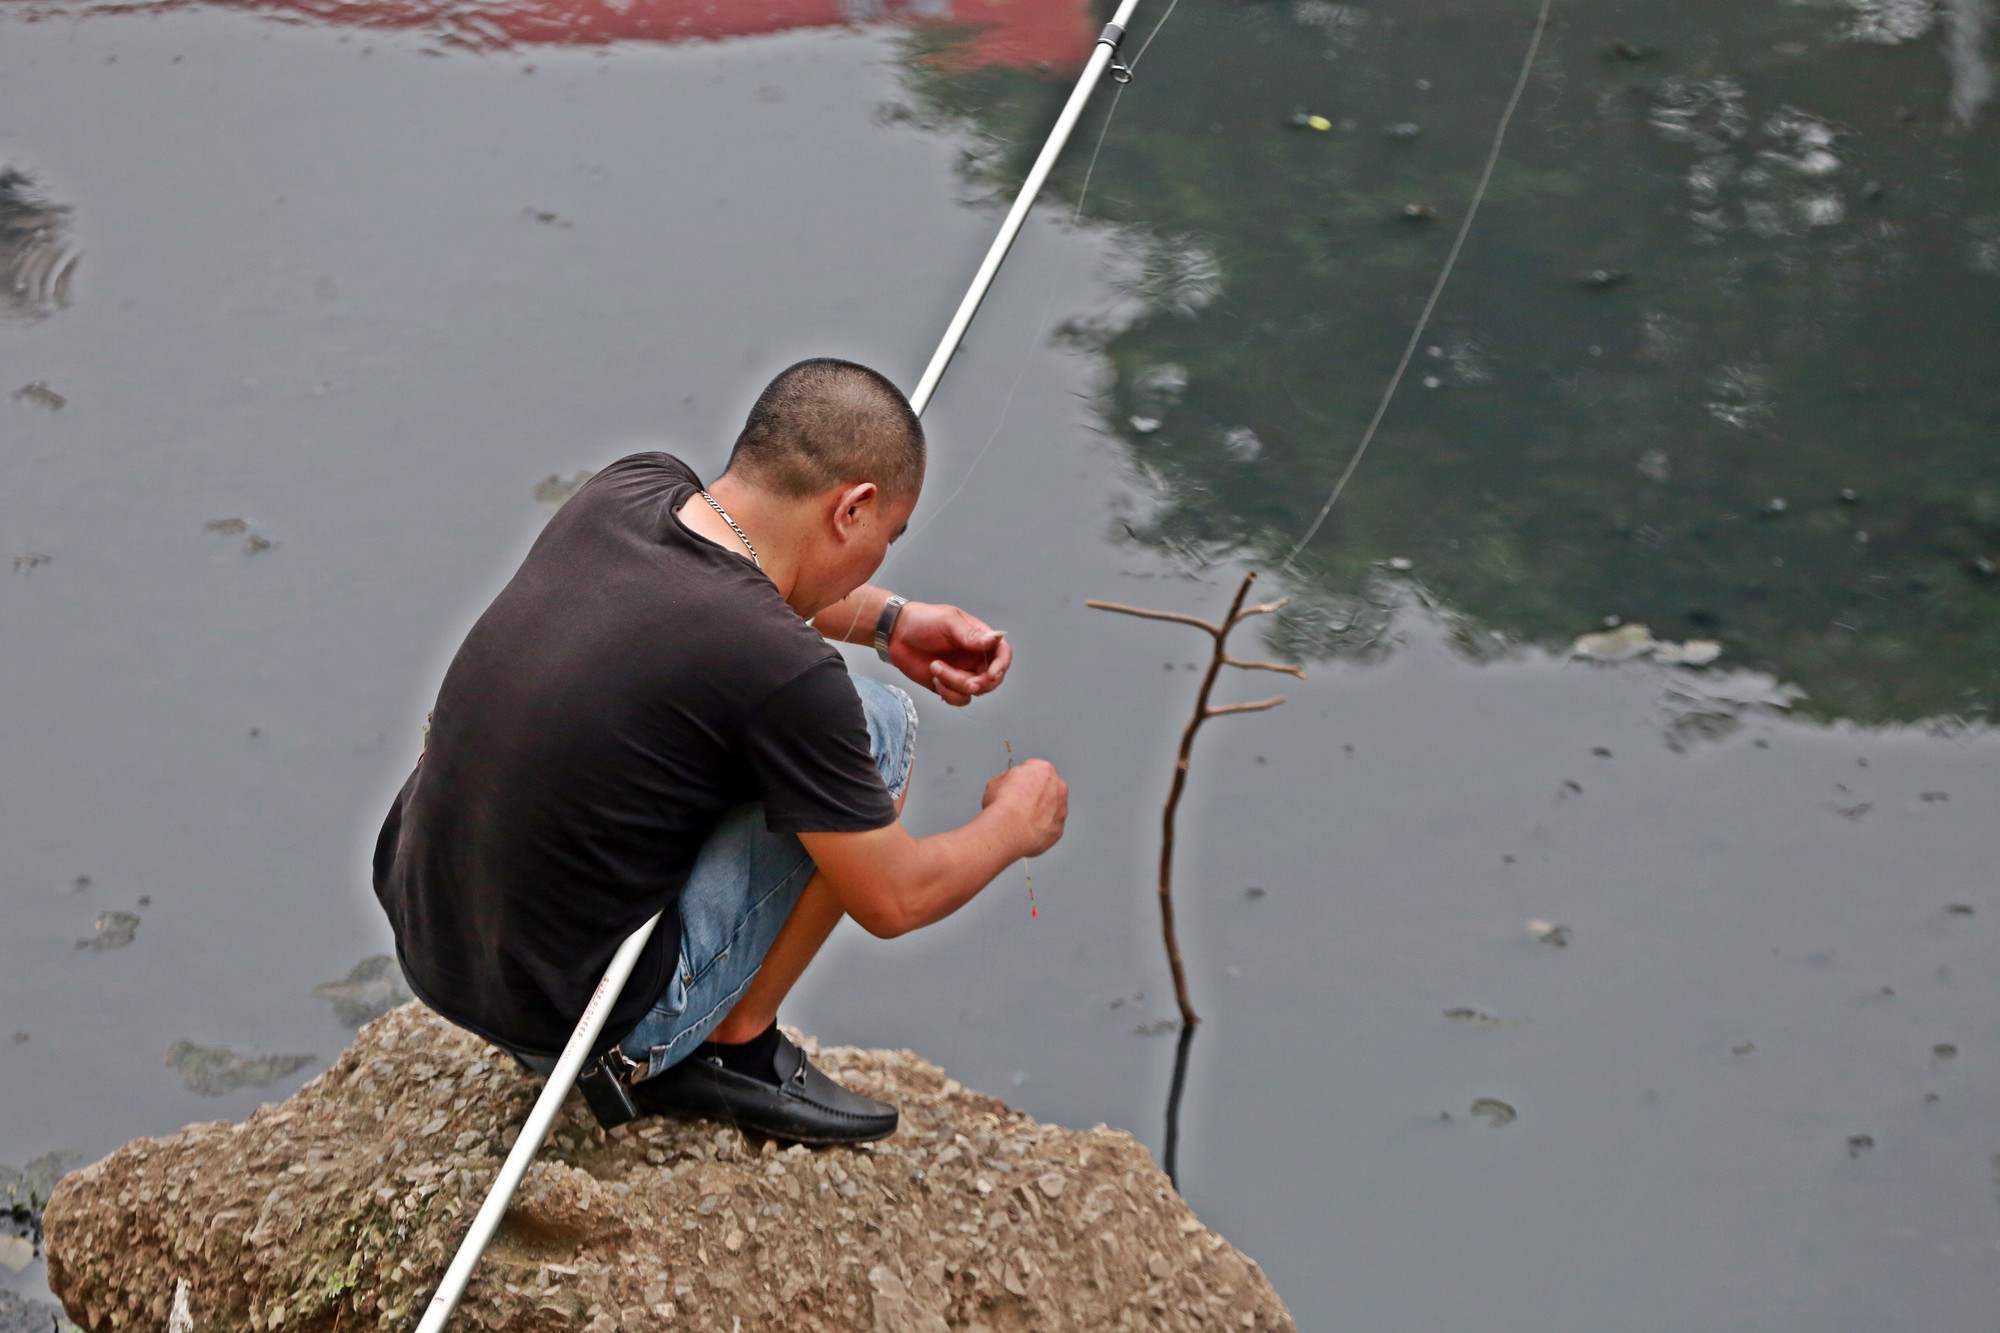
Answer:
[
  {"xmin": 76, "ymin": 911, "xmax": 139, "ymax": 951},
  {"xmin": 1470, "ymin": 1098, "xmax": 1517, "ymax": 1127}
]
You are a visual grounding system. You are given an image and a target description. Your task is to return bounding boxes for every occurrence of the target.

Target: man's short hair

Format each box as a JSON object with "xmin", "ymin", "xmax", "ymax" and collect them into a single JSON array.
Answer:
[{"xmin": 725, "ymin": 359, "xmax": 926, "ymax": 501}]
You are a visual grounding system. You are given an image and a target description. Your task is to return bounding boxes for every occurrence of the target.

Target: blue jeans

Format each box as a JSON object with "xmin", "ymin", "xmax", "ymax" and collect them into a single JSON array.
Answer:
[{"xmin": 599, "ymin": 674, "xmax": 917, "ymax": 1078}]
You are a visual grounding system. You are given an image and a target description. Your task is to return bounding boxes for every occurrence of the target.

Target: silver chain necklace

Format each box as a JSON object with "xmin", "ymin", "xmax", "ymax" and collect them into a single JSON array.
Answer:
[{"xmin": 697, "ymin": 490, "xmax": 762, "ymax": 570}]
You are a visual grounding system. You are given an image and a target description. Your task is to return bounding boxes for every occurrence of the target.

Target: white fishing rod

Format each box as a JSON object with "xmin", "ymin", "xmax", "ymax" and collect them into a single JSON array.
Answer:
[{"xmin": 416, "ymin": 6, "xmax": 1145, "ymax": 1326}]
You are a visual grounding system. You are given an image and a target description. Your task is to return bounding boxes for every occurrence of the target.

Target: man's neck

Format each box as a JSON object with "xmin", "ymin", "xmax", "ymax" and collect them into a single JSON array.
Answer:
[{"xmin": 679, "ymin": 475, "xmax": 802, "ymax": 606}]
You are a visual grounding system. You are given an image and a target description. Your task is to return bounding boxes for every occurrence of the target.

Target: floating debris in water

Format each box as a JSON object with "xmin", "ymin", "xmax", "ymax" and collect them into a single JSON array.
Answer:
[
  {"xmin": 1605, "ymin": 38, "xmax": 1662, "ymax": 61},
  {"xmin": 1400, "ymin": 202, "xmax": 1437, "ymax": 221},
  {"xmin": 1128, "ymin": 415, "xmax": 1161, "ymax": 434},
  {"xmin": 1576, "ymin": 268, "xmax": 1628, "ymax": 289},
  {"xmin": 11, "ymin": 553, "xmax": 49, "ymax": 575},
  {"xmin": 534, "ymin": 469, "xmax": 596, "ymax": 512},
  {"xmin": 1591, "ymin": 746, "xmax": 1614, "ymax": 758},
  {"xmin": 1133, "ymin": 1019, "xmax": 1179, "ymax": 1037},
  {"xmin": 1386, "ymin": 556, "xmax": 1413, "ymax": 571},
  {"xmin": 1653, "ymin": 639, "xmax": 1724, "ymax": 666},
  {"xmin": 0, "ymin": 169, "xmax": 80, "ymax": 320},
  {"xmin": 1222, "ymin": 426, "xmax": 1264, "ymax": 461},
  {"xmin": 1443, "ymin": 1007, "xmax": 1521, "ymax": 1027},
  {"xmin": 1383, "ymin": 122, "xmax": 1421, "ymax": 140},
  {"xmin": 1526, "ymin": 919, "xmax": 1571, "ymax": 947},
  {"xmin": 1135, "ymin": 362, "xmax": 1188, "ymax": 405},
  {"xmin": 1571, "ymin": 623, "xmax": 1722, "ymax": 667},
  {"xmin": 9, "ymin": 1031, "xmax": 24, "ymax": 1044},
  {"xmin": 1636, "ymin": 448, "xmax": 1670, "ymax": 482},
  {"xmin": 1, "ymin": 1149, "xmax": 82, "ymax": 1264},
  {"xmin": 1705, "ymin": 363, "xmax": 1774, "ymax": 429},
  {"xmin": 10, "ymin": 381, "xmax": 64, "ymax": 411},
  {"xmin": 1245, "ymin": 886, "xmax": 1266, "ymax": 900},
  {"xmin": 1945, "ymin": 903, "xmax": 1975, "ymax": 916},
  {"xmin": 1968, "ymin": 557, "xmax": 1997, "ymax": 580},
  {"xmin": 1798, "ymin": 194, "xmax": 1845, "ymax": 227},
  {"xmin": 1286, "ymin": 110, "xmax": 1333, "ymax": 132},
  {"xmin": 75, "ymin": 910, "xmax": 139, "ymax": 950},
  {"xmin": 313, "ymin": 954, "xmax": 413, "ymax": 1028},
  {"xmin": 1840, "ymin": 0, "xmax": 1935, "ymax": 45},
  {"xmin": 1732, "ymin": 1042, "xmax": 1756, "ymax": 1055},
  {"xmin": 62, "ymin": 874, "xmax": 89, "ymax": 895},
  {"xmin": 164, "ymin": 1041, "xmax": 315, "ymax": 1096},
  {"xmin": 1469, "ymin": 1098, "xmax": 1516, "ymax": 1127},
  {"xmin": 1839, "ymin": 487, "xmax": 1860, "ymax": 503},
  {"xmin": 1846, "ymin": 1133, "xmax": 1874, "ymax": 1159},
  {"xmin": 1933, "ymin": 1043, "xmax": 1958, "ymax": 1059},
  {"xmin": 2, "ymin": 1151, "xmax": 81, "ymax": 1207},
  {"xmin": 1572, "ymin": 623, "xmax": 1655, "ymax": 661},
  {"xmin": 205, "ymin": 517, "xmax": 276, "ymax": 554}
]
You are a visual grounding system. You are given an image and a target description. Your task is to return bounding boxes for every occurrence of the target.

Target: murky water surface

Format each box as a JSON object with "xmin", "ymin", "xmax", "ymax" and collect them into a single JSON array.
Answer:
[{"xmin": 3, "ymin": 0, "xmax": 1998, "ymax": 1327}]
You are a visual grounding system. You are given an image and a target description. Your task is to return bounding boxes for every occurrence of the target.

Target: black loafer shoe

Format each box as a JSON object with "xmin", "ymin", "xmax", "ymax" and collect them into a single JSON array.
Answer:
[{"xmin": 630, "ymin": 1031, "xmax": 898, "ymax": 1145}]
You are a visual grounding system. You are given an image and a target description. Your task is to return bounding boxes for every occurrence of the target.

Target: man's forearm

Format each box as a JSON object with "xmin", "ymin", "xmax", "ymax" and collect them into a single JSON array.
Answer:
[
  {"xmin": 812, "ymin": 584, "xmax": 892, "ymax": 646},
  {"xmin": 891, "ymin": 807, "xmax": 1030, "ymax": 935}
]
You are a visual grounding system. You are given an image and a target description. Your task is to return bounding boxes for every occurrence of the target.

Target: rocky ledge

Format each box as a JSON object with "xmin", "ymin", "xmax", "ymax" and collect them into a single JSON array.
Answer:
[{"xmin": 44, "ymin": 1003, "xmax": 1293, "ymax": 1331}]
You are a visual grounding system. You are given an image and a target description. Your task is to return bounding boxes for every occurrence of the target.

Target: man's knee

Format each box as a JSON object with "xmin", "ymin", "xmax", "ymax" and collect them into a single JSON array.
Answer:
[{"xmin": 851, "ymin": 676, "xmax": 918, "ymax": 801}]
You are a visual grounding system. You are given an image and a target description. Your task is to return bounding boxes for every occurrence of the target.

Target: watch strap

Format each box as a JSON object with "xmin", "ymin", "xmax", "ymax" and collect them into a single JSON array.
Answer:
[{"xmin": 874, "ymin": 594, "xmax": 909, "ymax": 662}]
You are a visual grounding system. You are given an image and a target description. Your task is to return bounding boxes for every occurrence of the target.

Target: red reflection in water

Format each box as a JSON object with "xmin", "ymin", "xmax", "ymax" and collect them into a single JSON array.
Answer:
[{"xmin": 17, "ymin": 0, "xmax": 1097, "ymax": 69}]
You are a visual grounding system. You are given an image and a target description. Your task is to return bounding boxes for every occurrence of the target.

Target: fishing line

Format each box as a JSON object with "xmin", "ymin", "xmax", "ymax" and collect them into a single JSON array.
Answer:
[
  {"xmin": 905, "ymin": 0, "xmax": 1182, "ymax": 544},
  {"xmin": 1277, "ymin": 0, "xmax": 1553, "ymax": 572}
]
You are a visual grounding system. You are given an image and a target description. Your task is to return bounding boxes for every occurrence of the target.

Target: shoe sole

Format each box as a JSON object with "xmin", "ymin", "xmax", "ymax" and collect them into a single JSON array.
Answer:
[{"xmin": 640, "ymin": 1101, "xmax": 897, "ymax": 1147}]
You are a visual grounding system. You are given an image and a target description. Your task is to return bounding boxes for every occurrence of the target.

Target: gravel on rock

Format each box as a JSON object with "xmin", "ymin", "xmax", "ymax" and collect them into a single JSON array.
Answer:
[{"xmin": 45, "ymin": 1003, "xmax": 1294, "ymax": 1332}]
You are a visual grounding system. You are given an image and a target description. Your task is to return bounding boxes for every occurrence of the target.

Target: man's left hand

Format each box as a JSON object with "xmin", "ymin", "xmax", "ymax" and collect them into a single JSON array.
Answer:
[{"xmin": 889, "ymin": 602, "xmax": 1011, "ymax": 706}]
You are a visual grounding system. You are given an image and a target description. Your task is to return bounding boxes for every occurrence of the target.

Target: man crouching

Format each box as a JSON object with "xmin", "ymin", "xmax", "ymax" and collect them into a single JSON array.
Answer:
[{"xmin": 372, "ymin": 358, "xmax": 1067, "ymax": 1143}]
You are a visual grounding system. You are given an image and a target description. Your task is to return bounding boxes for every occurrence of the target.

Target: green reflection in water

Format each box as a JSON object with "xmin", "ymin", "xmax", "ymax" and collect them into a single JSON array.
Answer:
[{"xmin": 893, "ymin": 0, "xmax": 2000, "ymax": 725}]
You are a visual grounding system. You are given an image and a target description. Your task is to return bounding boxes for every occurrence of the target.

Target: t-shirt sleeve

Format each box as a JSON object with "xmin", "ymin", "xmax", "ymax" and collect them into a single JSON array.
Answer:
[{"xmin": 743, "ymin": 658, "xmax": 898, "ymax": 834}]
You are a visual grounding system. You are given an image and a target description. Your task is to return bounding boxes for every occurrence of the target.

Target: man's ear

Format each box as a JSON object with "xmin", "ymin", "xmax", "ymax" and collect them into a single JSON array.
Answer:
[{"xmin": 831, "ymin": 481, "xmax": 879, "ymax": 538}]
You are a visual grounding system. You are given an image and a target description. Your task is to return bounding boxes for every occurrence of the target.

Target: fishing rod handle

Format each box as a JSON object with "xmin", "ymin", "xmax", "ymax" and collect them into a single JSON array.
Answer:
[{"xmin": 415, "ymin": 913, "xmax": 661, "ymax": 1333}]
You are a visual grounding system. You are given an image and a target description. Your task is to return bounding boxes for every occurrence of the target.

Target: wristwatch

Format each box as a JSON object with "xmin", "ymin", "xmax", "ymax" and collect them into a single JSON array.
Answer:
[{"xmin": 874, "ymin": 593, "xmax": 909, "ymax": 662}]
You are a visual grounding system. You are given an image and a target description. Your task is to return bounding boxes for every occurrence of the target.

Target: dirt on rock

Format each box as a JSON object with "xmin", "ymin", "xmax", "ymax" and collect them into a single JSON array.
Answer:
[{"xmin": 44, "ymin": 1003, "xmax": 1294, "ymax": 1331}]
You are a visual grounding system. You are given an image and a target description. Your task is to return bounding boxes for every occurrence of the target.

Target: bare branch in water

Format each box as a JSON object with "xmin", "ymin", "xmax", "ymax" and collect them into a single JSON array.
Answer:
[
  {"xmin": 1223, "ymin": 655, "xmax": 1308, "ymax": 679},
  {"xmin": 1204, "ymin": 696, "xmax": 1288, "ymax": 718},
  {"xmin": 1233, "ymin": 598, "xmax": 1290, "ymax": 622},
  {"xmin": 1086, "ymin": 571, "xmax": 1305, "ymax": 1029},
  {"xmin": 1083, "ymin": 600, "xmax": 1221, "ymax": 636}
]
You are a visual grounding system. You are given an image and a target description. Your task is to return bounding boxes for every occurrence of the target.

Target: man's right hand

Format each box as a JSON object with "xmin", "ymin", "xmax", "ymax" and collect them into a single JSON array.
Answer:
[
  {"xmin": 982, "ymin": 758, "xmax": 1069, "ymax": 858},
  {"xmin": 803, "ymin": 757, "xmax": 1069, "ymax": 939}
]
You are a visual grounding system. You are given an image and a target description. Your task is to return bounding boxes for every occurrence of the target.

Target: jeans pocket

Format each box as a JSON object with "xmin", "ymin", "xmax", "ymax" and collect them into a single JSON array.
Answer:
[{"xmin": 661, "ymin": 945, "xmax": 692, "ymax": 1018}]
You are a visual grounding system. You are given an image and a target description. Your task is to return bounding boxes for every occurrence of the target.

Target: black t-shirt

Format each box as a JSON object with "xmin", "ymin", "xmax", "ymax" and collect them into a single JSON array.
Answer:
[{"xmin": 373, "ymin": 452, "xmax": 897, "ymax": 1056}]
